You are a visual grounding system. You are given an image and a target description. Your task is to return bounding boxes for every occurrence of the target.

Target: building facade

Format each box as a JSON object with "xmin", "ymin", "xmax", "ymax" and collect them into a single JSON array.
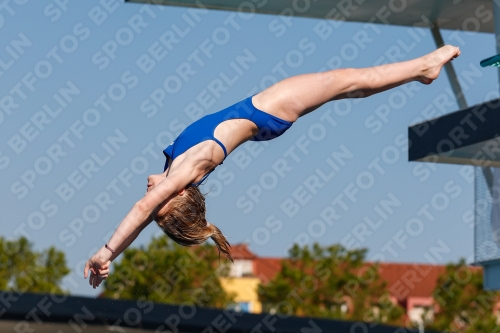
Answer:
[{"xmin": 220, "ymin": 244, "xmax": 480, "ymax": 325}]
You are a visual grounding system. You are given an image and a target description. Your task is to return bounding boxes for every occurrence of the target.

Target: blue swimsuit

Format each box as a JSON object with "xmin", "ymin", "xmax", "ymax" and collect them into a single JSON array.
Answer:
[{"xmin": 163, "ymin": 96, "xmax": 293, "ymax": 186}]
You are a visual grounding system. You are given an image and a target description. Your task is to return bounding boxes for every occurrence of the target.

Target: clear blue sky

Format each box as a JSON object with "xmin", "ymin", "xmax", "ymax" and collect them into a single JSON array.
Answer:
[{"xmin": 0, "ymin": 1, "xmax": 497, "ymax": 297}]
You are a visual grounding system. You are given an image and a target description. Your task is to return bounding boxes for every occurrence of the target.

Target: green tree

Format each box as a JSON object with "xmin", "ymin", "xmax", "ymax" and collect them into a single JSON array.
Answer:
[
  {"xmin": 427, "ymin": 259, "xmax": 499, "ymax": 333},
  {"xmin": 259, "ymin": 243, "xmax": 404, "ymax": 325},
  {"xmin": 103, "ymin": 236, "xmax": 234, "ymax": 308},
  {"xmin": 0, "ymin": 237, "xmax": 70, "ymax": 293}
]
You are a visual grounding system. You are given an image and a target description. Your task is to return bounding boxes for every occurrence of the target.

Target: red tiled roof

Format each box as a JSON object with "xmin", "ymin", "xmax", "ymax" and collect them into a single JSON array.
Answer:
[
  {"xmin": 253, "ymin": 257, "xmax": 282, "ymax": 283},
  {"xmin": 376, "ymin": 263, "xmax": 446, "ymax": 301},
  {"xmin": 378, "ymin": 263, "xmax": 481, "ymax": 301},
  {"xmin": 230, "ymin": 243, "xmax": 257, "ymax": 260},
  {"xmin": 252, "ymin": 258, "xmax": 482, "ymax": 300}
]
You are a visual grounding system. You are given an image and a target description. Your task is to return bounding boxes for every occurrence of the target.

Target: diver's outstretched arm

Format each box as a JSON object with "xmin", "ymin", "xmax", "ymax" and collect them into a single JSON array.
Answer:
[{"xmin": 83, "ymin": 170, "xmax": 192, "ymax": 288}]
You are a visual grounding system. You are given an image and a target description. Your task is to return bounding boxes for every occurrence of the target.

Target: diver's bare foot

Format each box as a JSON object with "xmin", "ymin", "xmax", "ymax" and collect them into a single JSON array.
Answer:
[{"xmin": 417, "ymin": 45, "xmax": 461, "ymax": 84}]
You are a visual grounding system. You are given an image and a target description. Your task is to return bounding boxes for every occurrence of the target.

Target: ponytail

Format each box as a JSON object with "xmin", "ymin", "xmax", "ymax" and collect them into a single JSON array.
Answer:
[{"xmin": 207, "ymin": 223, "xmax": 233, "ymax": 262}]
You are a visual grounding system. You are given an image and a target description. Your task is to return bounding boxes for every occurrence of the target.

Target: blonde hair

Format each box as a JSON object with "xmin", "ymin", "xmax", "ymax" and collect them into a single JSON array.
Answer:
[{"xmin": 154, "ymin": 186, "xmax": 233, "ymax": 262}]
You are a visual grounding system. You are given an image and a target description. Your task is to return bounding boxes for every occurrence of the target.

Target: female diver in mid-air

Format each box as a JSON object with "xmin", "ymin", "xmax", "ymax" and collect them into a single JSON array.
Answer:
[{"xmin": 84, "ymin": 45, "xmax": 460, "ymax": 288}]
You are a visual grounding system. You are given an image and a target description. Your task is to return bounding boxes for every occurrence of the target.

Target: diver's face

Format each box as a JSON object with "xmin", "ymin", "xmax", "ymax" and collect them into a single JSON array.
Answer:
[
  {"xmin": 146, "ymin": 172, "xmax": 186, "ymax": 197},
  {"xmin": 146, "ymin": 173, "xmax": 165, "ymax": 193}
]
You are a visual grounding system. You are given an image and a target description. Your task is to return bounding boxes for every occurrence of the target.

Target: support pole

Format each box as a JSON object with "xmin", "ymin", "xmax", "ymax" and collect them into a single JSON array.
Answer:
[
  {"xmin": 430, "ymin": 25, "xmax": 495, "ymax": 196},
  {"xmin": 495, "ymin": 2, "xmax": 500, "ymax": 87},
  {"xmin": 474, "ymin": 2, "xmax": 500, "ymax": 290},
  {"xmin": 430, "ymin": 26, "xmax": 467, "ymax": 110}
]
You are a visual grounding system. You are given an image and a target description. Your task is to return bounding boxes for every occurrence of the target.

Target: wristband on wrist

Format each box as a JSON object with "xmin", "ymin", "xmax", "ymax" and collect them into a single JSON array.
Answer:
[{"xmin": 105, "ymin": 243, "xmax": 115, "ymax": 253}]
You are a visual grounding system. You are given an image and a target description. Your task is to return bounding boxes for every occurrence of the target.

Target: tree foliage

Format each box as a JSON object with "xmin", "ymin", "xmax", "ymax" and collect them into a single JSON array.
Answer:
[
  {"xmin": 259, "ymin": 243, "xmax": 404, "ymax": 325},
  {"xmin": 427, "ymin": 259, "xmax": 500, "ymax": 333},
  {"xmin": 0, "ymin": 237, "xmax": 70, "ymax": 293},
  {"xmin": 103, "ymin": 236, "xmax": 234, "ymax": 308}
]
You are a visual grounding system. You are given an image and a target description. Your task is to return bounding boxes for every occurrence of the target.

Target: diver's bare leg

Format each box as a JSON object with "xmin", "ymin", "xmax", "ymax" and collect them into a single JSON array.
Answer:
[{"xmin": 253, "ymin": 45, "xmax": 460, "ymax": 121}]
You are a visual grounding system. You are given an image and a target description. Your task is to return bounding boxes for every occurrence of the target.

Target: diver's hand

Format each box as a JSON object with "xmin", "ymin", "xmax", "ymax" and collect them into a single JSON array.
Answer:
[
  {"xmin": 95, "ymin": 261, "xmax": 111, "ymax": 288},
  {"xmin": 84, "ymin": 250, "xmax": 111, "ymax": 289}
]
